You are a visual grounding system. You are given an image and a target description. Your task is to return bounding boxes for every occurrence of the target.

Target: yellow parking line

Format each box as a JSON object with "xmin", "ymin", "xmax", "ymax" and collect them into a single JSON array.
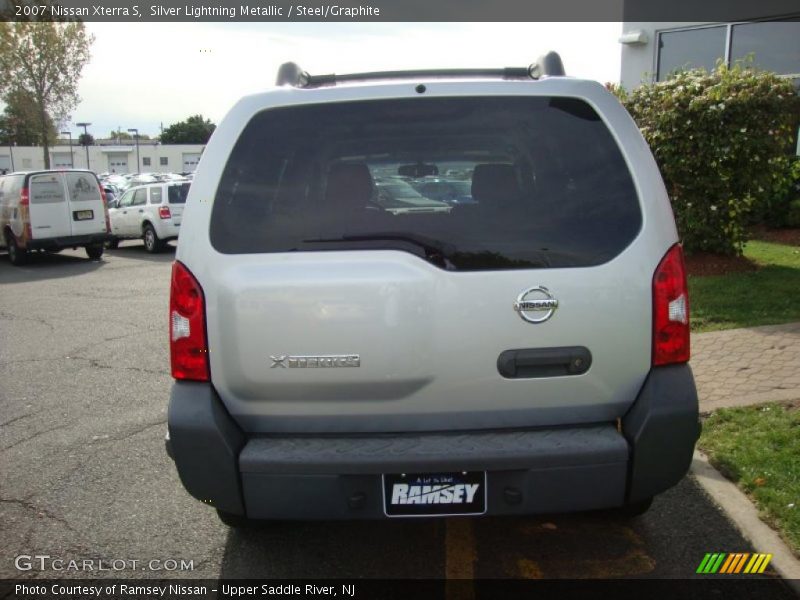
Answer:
[
  {"xmin": 445, "ymin": 518, "xmax": 476, "ymax": 600},
  {"xmin": 445, "ymin": 518, "xmax": 477, "ymax": 579}
]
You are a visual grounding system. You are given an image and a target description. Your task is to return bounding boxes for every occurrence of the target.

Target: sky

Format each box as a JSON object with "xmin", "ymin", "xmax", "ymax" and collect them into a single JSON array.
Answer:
[{"xmin": 66, "ymin": 22, "xmax": 623, "ymax": 139}]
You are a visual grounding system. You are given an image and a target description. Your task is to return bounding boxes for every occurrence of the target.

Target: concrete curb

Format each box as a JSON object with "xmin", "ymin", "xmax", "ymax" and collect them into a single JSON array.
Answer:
[
  {"xmin": 700, "ymin": 391, "xmax": 800, "ymax": 414},
  {"xmin": 691, "ymin": 450, "xmax": 800, "ymax": 593}
]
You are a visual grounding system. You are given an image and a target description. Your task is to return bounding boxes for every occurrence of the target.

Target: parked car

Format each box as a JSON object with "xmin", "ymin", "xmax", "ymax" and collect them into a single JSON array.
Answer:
[
  {"xmin": 166, "ymin": 55, "xmax": 699, "ymax": 528},
  {"xmin": 411, "ymin": 177, "xmax": 475, "ymax": 204},
  {"xmin": 373, "ymin": 179, "xmax": 452, "ymax": 214},
  {"xmin": 0, "ymin": 169, "xmax": 110, "ymax": 265},
  {"xmin": 107, "ymin": 180, "xmax": 189, "ymax": 253}
]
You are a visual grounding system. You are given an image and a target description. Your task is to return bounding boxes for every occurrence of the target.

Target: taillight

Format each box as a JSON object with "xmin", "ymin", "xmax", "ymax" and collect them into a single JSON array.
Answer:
[
  {"xmin": 159, "ymin": 206, "xmax": 171, "ymax": 219},
  {"xmin": 652, "ymin": 244, "xmax": 690, "ymax": 366},
  {"xmin": 99, "ymin": 188, "xmax": 111, "ymax": 233},
  {"xmin": 20, "ymin": 187, "xmax": 32, "ymax": 240},
  {"xmin": 170, "ymin": 261, "xmax": 209, "ymax": 381}
]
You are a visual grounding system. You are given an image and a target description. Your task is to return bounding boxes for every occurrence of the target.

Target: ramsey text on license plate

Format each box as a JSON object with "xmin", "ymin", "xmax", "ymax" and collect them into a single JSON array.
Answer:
[{"xmin": 382, "ymin": 471, "xmax": 487, "ymax": 517}]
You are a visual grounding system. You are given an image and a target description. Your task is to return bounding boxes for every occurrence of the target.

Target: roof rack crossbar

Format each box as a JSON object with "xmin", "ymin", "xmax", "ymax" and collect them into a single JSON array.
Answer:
[{"xmin": 276, "ymin": 52, "xmax": 565, "ymax": 89}]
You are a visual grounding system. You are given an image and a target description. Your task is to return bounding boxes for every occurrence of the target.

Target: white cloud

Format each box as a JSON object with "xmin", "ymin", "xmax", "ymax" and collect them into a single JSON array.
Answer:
[{"xmin": 71, "ymin": 22, "xmax": 621, "ymax": 137}]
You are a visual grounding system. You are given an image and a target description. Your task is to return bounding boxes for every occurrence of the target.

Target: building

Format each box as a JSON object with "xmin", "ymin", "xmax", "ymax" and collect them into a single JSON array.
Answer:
[
  {"xmin": 619, "ymin": 19, "xmax": 800, "ymax": 154},
  {"xmin": 619, "ymin": 20, "xmax": 800, "ymax": 90},
  {"xmin": 0, "ymin": 139, "xmax": 206, "ymax": 175}
]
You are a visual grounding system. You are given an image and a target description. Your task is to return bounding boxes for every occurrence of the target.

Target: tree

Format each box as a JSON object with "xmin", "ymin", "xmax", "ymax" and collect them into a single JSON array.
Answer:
[
  {"xmin": 0, "ymin": 87, "xmax": 57, "ymax": 145},
  {"xmin": 0, "ymin": 21, "xmax": 93, "ymax": 168},
  {"xmin": 109, "ymin": 129, "xmax": 150, "ymax": 141},
  {"xmin": 160, "ymin": 114, "xmax": 215, "ymax": 144},
  {"xmin": 78, "ymin": 132, "xmax": 93, "ymax": 146},
  {"xmin": 110, "ymin": 130, "xmax": 133, "ymax": 140}
]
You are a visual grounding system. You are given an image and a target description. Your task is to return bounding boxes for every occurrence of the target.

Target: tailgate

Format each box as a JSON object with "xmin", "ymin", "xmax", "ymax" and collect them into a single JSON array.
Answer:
[
  {"xmin": 196, "ymin": 92, "xmax": 665, "ymax": 433},
  {"xmin": 65, "ymin": 172, "xmax": 107, "ymax": 236},
  {"xmin": 207, "ymin": 251, "xmax": 652, "ymax": 433}
]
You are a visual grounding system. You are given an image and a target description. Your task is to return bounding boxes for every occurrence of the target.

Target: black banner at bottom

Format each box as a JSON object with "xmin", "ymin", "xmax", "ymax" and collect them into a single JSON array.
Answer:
[{"xmin": 1, "ymin": 578, "xmax": 798, "ymax": 600}]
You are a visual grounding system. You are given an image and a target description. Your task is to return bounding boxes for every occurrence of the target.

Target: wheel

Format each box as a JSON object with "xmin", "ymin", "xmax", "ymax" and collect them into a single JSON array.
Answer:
[
  {"xmin": 617, "ymin": 496, "xmax": 654, "ymax": 518},
  {"xmin": 143, "ymin": 224, "xmax": 163, "ymax": 254},
  {"xmin": 216, "ymin": 509, "xmax": 256, "ymax": 529},
  {"xmin": 5, "ymin": 231, "xmax": 28, "ymax": 266},
  {"xmin": 106, "ymin": 238, "xmax": 119, "ymax": 249},
  {"xmin": 85, "ymin": 244, "xmax": 104, "ymax": 260}
]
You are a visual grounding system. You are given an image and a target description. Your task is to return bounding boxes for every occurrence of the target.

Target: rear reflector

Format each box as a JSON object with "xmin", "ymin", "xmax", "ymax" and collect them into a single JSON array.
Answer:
[
  {"xmin": 652, "ymin": 244, "xmax": 690, "ymax": 366},
  {"xmin": 159, "ymin": 206, "xmax": 171, "ymax": 219},
  {"xmin": 169, "ymin": 261, "xmax": 209, "ymax": 381}
]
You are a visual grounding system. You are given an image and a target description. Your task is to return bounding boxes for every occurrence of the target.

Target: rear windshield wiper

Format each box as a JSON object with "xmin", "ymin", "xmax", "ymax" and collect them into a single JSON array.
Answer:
[{"xmin": 303, "ymin": 233, "xmax": 456, "ymax": 268}]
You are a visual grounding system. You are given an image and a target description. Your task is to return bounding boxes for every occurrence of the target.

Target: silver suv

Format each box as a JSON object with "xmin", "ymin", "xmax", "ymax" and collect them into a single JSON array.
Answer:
[{"xmin": 166, "ymin": 54, "xmax": 699, "ymax": 527}]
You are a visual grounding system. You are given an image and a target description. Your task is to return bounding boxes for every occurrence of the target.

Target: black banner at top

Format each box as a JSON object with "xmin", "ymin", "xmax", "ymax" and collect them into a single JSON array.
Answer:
[{"xmin": 1, "ymin": 0, "xmax": 799, "ymax": 22}]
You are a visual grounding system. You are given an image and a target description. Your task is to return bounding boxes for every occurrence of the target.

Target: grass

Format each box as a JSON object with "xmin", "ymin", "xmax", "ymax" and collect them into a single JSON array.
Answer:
[
  {"xmin": 689, "ymin": 240, "xmax": 800, "ymax": 332},
  {"xmin": 698, "ymin": 402, "xmax": 800, "ymax": 555}
]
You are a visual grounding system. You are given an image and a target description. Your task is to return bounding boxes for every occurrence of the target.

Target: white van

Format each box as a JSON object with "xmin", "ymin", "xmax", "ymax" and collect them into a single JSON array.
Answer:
[{"xmin": 0, "ymin": 170, "xmax": 111, "ymax": 265}]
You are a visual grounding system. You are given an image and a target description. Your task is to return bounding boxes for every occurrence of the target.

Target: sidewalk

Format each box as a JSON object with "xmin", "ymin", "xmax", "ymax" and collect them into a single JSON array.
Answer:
[
  {"xmin": 691, "ymin": 321, "xmax": 800, "ymax": 412},
  {"xmin": 690, "ymin": 322, "xmax": 800, "ymax": 587}
]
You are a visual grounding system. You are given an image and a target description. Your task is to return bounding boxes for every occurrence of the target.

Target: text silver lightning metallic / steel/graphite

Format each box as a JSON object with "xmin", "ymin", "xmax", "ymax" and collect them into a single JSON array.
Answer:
[
  {"xmin": 270, "ymin": 354, "xmax": 361, "ymax": 369},
  {"xmin": 513, "ymin": 286, "xmax": 559, "ymax": 323}
]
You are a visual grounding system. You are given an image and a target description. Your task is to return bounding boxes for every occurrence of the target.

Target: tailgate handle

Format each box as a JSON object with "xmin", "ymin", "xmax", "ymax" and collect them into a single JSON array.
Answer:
[{"xmin": 497, "ymin": 347, "xmax": 592, "ymax": 379}]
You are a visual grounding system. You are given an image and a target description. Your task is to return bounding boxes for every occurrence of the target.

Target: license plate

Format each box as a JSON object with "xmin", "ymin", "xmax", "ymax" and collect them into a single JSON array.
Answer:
[
  {"xmin": 383, "ymin": 471, "xmax": 487, "ymax": 517},
  {"xmin": 74, "ymin": 210, "xmax": 93, "ymax": 221}
]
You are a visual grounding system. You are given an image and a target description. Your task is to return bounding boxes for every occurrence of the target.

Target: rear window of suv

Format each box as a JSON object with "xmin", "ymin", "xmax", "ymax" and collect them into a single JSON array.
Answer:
[
  {"xmin": 168, "ymin": 182, "xmax": 190, "ymax": 204},
  {"xmin": 210, "ymin": 96, "xmax": 641, "ymax": 270}
]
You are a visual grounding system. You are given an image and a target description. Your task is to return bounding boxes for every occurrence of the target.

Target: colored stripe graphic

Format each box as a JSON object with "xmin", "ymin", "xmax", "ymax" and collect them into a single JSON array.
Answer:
[
  {"xmin": 697, "ymin": 553, "xmax": 772, "ymax": 575},
  {"xmin": 719, "ymin": 554, "xmax": 735, "ymax": 574},
  {"xmin": 733, "ymin": 553, "xmax": 750, "ymax": 573},
  {"xmin": 709, "ymin": 552, "xmax": 726, "ymax": 573},
  {"xmin": 757, "ymin": 554, "xmax": 773, "ymax": 574},
  {"xmin": 696, "ymin": 554, "xmax": 713, "ymax": 574}
]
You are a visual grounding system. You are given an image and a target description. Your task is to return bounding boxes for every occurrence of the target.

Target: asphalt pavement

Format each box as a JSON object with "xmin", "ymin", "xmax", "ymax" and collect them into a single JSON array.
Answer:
[{"xmin": 0, "ymin": 244, "xmax": 795, "ymax": 596}]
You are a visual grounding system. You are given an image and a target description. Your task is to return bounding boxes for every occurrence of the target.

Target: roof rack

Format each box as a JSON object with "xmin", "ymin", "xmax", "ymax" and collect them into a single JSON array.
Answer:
[{"xmin": 276, "ymin": 51, "xmax": 565, "ymax": 88}]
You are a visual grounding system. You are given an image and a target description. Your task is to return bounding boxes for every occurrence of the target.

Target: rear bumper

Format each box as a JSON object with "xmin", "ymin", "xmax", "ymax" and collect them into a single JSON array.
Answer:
[
  {"xmin": 27, "ymin": 233, "xmax": 111, "ymax": 250},
  {"xmin": 167, "ymin": 365, "xmax": 699, "ymax": 519}
]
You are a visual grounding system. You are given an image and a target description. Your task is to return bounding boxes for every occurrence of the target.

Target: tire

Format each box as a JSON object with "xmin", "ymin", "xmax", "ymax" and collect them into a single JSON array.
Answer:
[
  {"xmin": 216, "ymin": 509, "xmax": 256, "ymax": 529},
  {"xmin": 85, "ymin": 244, "xmax": 104, "ymax": 260},
  {"xmin": 106, "ymin": 238, "xmax": 119, "ymax": 249},
  {"xmin": 617, "ymin": 496, "xmax": 654, "ymax": 518},
  {"xmin": 143, "ymin": 224, "xmax": 163, "ymax": 254},
  {"xmin": 5, "ymin": 231, "xmax": 28, "ymax": 266}
]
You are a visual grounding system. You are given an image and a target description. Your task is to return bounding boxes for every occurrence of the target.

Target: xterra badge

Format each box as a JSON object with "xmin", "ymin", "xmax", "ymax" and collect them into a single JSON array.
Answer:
[{"xmin": 270, "ymin": 354, "xmax": 360, "ymax": 368}]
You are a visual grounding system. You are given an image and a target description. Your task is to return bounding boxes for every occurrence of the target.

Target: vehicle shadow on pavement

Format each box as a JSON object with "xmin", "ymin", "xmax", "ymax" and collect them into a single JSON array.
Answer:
[
  {"xmin": 216, "ymin": 478, "xmax": 798, "ymax": 590},
  {"xmin": 0, "ymin": 250, "xmax": 106, "ymax": 283},
  {"xmin": 105, "ymin": 242, "xmax": 176, "ymax": 263},
  {"xmin": 219, "ymin": 519, "xmax": 447, "ymax": 578}
]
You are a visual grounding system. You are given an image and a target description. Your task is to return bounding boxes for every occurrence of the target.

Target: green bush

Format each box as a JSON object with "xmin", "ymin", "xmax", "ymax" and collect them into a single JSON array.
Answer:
[
  {"xmin": 613, "ymin": 65, "xmax": 800, "ymax": 254},
  {"xmin": 788, "ymin": 198, "xmax": 800, "ymax": 228}
]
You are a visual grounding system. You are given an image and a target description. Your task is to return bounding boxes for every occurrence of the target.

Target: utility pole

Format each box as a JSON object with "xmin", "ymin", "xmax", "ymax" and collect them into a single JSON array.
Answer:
[
  {"xmin": 76, "ymin": 122, "xmax": 92, "ymax": 170},
  {"xmin": 128, "ymin": 128, "xmax": 140, "ymax": 173}
]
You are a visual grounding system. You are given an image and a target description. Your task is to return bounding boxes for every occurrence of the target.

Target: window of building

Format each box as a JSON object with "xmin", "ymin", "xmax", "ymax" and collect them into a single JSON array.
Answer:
[
  {"xmin": 657, "ymin": 25, "xmax": 727, "ymax": 81},
  {"xmin": 731, "ymin": 21, "xmax": 800, "ymax": 76},
  {"xmin": 160, "ymin": 157, "xmax": 168, "ymax": 166},
  {"xmin": 142, "ymin": 157, "xmax": 151, "ymax": 166}
]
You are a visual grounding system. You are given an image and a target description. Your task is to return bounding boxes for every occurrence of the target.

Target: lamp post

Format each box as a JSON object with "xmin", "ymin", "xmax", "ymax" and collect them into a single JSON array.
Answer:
[
  {"xmin": 76, "ymin": 122, "xmax": 92, "ymax": 170},
  {"xmin": 61, "ymin": 131, "xmax": 74, "ymax": 167},
  {"xmin": 127, "ymin": 128, "xmax": 140, "ymax": 173}
]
